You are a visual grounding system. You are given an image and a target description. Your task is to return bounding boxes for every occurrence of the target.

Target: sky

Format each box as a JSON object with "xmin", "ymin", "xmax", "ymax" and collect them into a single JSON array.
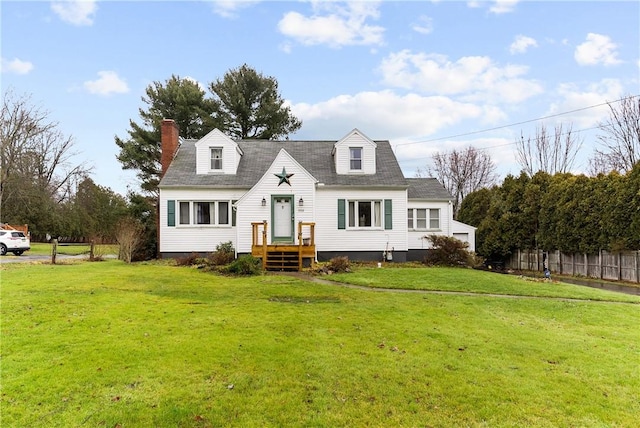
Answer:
[{"xmin": 2, "ymin": 0, "xmax": 639, "ymax": 196}]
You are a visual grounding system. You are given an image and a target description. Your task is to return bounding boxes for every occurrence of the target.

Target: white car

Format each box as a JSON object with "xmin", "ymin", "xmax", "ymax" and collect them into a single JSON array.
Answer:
[{"xmin": 0, "ymin": 229, "xmax": 31, "ymax": 256}]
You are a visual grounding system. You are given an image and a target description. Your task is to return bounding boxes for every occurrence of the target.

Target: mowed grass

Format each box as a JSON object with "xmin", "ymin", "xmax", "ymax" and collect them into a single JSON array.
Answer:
[
  {"xmin": 327, "ymin": 263, "xmax": 640, "ymax": 302},
  {"xmin": 1, "ymin": 261, "xmax": 639, "ymax": 427},
  {"xmin": 25, "ymin": 242, "xmax": 119, "ymax": 256}
]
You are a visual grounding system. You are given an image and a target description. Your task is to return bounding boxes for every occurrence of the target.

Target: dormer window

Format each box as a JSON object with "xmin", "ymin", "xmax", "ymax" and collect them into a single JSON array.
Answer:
[
  {"xmin": 350, "ymin": 147, "xmax": 362, "ymax": 170},
  {"xmin": 210, "ymin": 147, "xmax": 223, "ymax": 170}
]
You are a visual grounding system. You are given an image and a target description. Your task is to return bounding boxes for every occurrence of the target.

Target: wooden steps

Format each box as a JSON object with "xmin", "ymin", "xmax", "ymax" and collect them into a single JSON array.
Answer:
[{"xmin": 265, "ymin": 249, "xmax": 300, "ymax": 271}]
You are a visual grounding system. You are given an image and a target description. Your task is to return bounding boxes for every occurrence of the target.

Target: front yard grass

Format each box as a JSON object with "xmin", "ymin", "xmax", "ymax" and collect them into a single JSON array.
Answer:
[
  {"xmin": 1, "ymin": 260, "xmax": 639, "ymax": 427},
  {"xmin": 27, "ymin": 242, "xmax": 119, "ymax": 256},
  {"xmin": 327, "ymin": 263, "xmax": 640, "ymax": 302}
]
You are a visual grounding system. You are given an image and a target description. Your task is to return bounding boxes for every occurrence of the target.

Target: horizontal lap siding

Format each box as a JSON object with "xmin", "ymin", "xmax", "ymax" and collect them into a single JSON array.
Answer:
[
  {"xmin": 235, "ymin": 153, "xmax": 316, "ymax": 254},
  {"xmin": 407, "ymin": 201, "xmax": 452, "ymax": 250},
  {"xmin": 159, "ymin": 188, "xmax": 245, "ymax": 253},
  {"xmin": 315, "ymin": 188, "xmax": 407, "ymax": 253}
]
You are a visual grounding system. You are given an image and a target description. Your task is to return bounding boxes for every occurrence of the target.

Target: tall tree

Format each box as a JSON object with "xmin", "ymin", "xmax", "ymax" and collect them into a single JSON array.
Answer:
[
  {"xmin": 115, "ymin": 75, "xmax": 220, "ymax": 195},
  {"xmin": 209, "ymin": 64, "xmax": 302, "ymax": 140},
  {"xmin": 515, "ymin": 123, "xmax": 582, "ymax": 176},
  {"xmin": 73, "ymin": 177, "xmax": 128, "ymax": 241},
  {"xmin": 417, "ymin": 145, "xmax": 497, "ymax": 217},
  {"xmin": 116, "ymin": 67, "xmax": 302, "ymax": 195},
  {"xmin": 1, "ymin": 89, "xmax": 90, "ymax": 234},
  {"xmin": 589, "ymin": 94, "xmax": 640, "ymax": 174}
]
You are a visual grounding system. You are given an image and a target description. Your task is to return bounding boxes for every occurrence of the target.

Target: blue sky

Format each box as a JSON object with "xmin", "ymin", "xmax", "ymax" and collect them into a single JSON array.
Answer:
[{"xmin": 2, "ymin": 0, "xmax": 639, "ymax": 196}]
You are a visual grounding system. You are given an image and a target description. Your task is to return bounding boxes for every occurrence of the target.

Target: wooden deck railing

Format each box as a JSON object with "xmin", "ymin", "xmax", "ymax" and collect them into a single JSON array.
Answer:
[{"xmin": 251, "ymin": 221, "xmax": 316, "ymax": 270}]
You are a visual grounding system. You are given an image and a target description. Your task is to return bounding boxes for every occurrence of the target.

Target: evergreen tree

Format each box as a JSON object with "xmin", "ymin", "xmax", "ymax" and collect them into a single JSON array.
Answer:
[
  {"xmin": 209, "ymin": 64, "xmax": 302, "ymax": 140},
  {"xmin": 115, "ymin": 75, "xmax": 220, "ymax": 195}
]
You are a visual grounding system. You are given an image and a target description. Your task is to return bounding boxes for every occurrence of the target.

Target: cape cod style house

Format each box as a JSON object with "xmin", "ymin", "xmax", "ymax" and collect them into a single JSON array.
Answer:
[{"xmin": 158, "ymin": 119, "xmax": 475, "ymax": 269}]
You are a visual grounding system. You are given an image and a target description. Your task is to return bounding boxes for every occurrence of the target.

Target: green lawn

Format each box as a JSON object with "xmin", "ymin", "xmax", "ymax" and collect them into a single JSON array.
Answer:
[
  {"xmin": 27, "ymin": 242, "xmax": 119, "ymax": 256},
  {"xmin": 1, "ymin": 260, "xmax": 639, "ymax": 427}
]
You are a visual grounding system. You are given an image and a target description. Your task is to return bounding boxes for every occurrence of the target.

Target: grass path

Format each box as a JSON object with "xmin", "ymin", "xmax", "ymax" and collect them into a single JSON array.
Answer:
[{"xmin": 284, "ymin": 271, "xmax": 640, "ymax": 303}]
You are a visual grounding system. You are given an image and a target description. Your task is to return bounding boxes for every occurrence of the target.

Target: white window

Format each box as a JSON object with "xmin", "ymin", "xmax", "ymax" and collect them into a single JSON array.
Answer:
[
  {"xmin": 179, "ymin": 201, "xmax": 190, "ymax": 225},
  {"xmin": 429, "ymin": 208, "xmax": 440, "ymax": 229},
  {"xmin": 177, "ymin": 201, "xmax": 231, "ymax": 226},
  {"xmin": 408, "ymin": 208, "xmax": 440, "ymax": 230},
  {"xmin": 195, "ymin": 202, "xmax": 214, "ymax": 225},
  {"xmin": 348, "ymin": 200, "xmax": 381, "ymax": 228},
  {"xmin": 349, "ymin": 147, "xmax": 362, "ymax": 170},
  {"xmin": 210, "ymin": 147, "xmax": 223, "ymax": 170}
]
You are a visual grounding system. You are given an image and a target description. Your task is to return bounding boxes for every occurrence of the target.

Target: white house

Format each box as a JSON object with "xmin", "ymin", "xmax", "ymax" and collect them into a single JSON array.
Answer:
[{"xmin": 157, "ymin": 119, "xmax": 475, "ymax": 267}]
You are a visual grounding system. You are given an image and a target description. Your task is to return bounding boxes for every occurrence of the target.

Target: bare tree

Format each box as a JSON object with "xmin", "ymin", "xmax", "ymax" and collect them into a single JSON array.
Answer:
[
  {"xmin": 1, "ymin": 89, "xmax": 91, "ymax": 205},
  {"xmin": 115, "ymin": 217, "xmax": 144, "ymax": 263},
  {"xmin": 515, "ymin": 123, "xmax": 583, "ymax": 177},
  {"xmin": 589, "ymin": 94, "xmax": 640, "ymax": 174},
  {"xmin": 417, "ymin": 146, "xmax": 498, "ymax": 216}
]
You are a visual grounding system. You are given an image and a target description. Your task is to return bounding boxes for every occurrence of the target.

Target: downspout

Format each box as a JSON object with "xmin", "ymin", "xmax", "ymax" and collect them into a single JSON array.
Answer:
[{"xmin": 448, "ymin": 200, "xmax": 453, "ymax": 237}]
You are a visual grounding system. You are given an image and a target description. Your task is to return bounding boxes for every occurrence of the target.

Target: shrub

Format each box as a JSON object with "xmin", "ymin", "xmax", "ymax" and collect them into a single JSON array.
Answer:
[
  {"xmin": 176, "ymin": 253, "xmax": 202, "ymax": 266},
  {"xmin": 115, "ymin": 217, "xmax": 144, "ymax": 263},
  {"xmin": 326, "ymin": 256, "xmax": 351, "ymax": 273},
  {"xmin": 208, "ymin": 241, "xmax": 235, "ymax": 266},
  {"xmin": 223, "ymin": 255, "xmax": 262, "ymax": 276},
  {"xmin": 423, "ymin": 235, "xmax": 474, "ymax": 267}
]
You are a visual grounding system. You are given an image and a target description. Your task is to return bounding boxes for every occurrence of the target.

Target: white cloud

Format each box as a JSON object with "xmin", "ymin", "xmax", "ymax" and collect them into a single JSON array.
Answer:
[
  {"xmin": 489, "ymin": 0, "xmax": 519, "ymax": 14},
  {"xmin": 209, "ymin": 0, "xmax": 260, "ymax": 18},
  {"xmin": 291, "ymin": 90, "xmax": 503, "ymax": 141},
  {"xmin": 277, "ymin": 1, "xmax": 384, "ymax": 48},
  {"xmin": 378, "ymin": 50, "xmax": 543, "ymax": 103},
  {"xmin": 51, "ymin": 0, "xmax": 97, "ymax": 26},
  {"xmin": 83, "ymin": 71, "xmax": 129, "ymax": 96},
  {"xmin": 1, "ymin": 57, "xmax": 34, "ymax": 74},
  {"xmin": 574, "ymin": 33, "xmax": 622, "ymax": 66},
  {"xmin": 510, "ymin": 35, "xmax": 537, "ymax": 54},
  {"xmin": 412, "ymin": 16, "xmax": 433, "ymax": 35},
  {"xmin": 546, "ymin": 79, "xmax": 625, "ymax": 128}
]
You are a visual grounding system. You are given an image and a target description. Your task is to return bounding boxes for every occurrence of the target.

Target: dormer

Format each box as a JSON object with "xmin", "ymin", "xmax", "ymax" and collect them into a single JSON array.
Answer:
[
  {"xmin": 332, "ymin": 129, "xmax": 377, "ymax": 175},
  {"xmin": 194, "ymin": 128, "xmax": 243, "ymax": 175}
]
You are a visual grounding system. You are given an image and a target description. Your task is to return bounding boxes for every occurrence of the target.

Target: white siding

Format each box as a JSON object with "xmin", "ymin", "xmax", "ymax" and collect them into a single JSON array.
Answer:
[
  {"xmin": 315, "ymin": 188, "xmax": 407, "ymax": 253},
  {"xmin": 194, "ymin": 129, "xmax": 241, "ymax": 175},
  {"xmin": 334, "ymin": 130, "xmax": 377, "ymax": 175},
  {"xmin": 235, "ymin": 150, "xmax": 317, "ymax": 254},
  {"xmin": 159, "ymin": 188, "xmax": 245, "ymax": 253},
  {"xmin": 407, "ymin": 200, "xmax": 453, "ymax": 250},
  {"xmin": 452, "ymin": 220, "xmax": 476, "ymax": 252}
]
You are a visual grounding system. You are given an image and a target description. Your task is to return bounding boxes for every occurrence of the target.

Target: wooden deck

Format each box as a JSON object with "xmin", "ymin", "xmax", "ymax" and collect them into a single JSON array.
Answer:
[{"xmin": 251, "ymin": 221, "xmax": 316, "ymax": 271}]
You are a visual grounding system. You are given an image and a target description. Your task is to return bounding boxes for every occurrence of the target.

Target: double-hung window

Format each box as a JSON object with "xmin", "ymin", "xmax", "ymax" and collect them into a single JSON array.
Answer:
[
  {"xmin": 210, "ymin": 147, "xmax": 223, "ymax": 170},
  {"xmin": 348, "ymin": 200, "xmax": 381, "ymax": 228},
  {"xmin": 349, "ymin": 147, "xmax": 362, "ymax": 170},
  {"xmin": 177, "ymin": 201, "xmax": 230, "ymax": 226},
  {"xmin": 408, "ymin": 208, "xmax": 440, "ymax": 230}
]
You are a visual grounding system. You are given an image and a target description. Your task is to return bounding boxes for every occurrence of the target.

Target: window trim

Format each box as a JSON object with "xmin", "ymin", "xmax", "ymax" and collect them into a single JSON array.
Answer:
[
  {"xmin": 175, "ymin": 200, "xmax": 232, "ymax": 227},
  {"xmin": 210, "ymin": 147, "xmax": 223, "ymax": 171},
  {"xmin": 407, "ymin": 207, "xmax": 441, "ymax": 231},
  {"xmin": 346, "ymin": 199, "xmax": 382, "ymax": 229},
  {"xmin": 349, "ymin": 147, "xmax": 363, "ymax": 171}
]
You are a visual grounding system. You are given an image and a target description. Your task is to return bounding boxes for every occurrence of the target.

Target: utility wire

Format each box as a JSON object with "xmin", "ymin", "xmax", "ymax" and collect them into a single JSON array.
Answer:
[{"xmin": 393, "ymin": 94, "xmax": 639, "ymax": 149}]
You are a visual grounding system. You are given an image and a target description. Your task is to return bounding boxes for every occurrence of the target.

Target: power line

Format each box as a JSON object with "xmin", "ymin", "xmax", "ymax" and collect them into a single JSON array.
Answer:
[
  {"xmin": 396, "ymin": 124, "xmax": 606, "ymax": 164},
  {"xmin": 393, "ymin": 94, "xmax": 639, "ymax": 149}
]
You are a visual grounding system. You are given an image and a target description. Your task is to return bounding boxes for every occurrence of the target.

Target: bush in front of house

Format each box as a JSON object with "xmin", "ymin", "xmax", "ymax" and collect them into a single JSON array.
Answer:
[
  {"xmin": 176, "ymin": 253, "xmax": 203, "ymax": 266},
  {"xmin": 223, "ymin": 255, "xmax": 262, "ymax": 276},
  {"xmin": 313, "ymin": 256, "xmax": 352, "ymax": 274},
  {"xmin": 208, "ymin": 241, "xmax": 236, "ymax": 266},
  {"xmin": 422, "ymin": 235, "xmax": 475, "ymax": 267}
]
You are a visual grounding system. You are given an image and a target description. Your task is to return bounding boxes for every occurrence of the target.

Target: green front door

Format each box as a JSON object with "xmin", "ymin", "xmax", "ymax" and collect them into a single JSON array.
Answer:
[{"xmin": 272, "ymin": 196, "xmax": 294, "ymax": 242}]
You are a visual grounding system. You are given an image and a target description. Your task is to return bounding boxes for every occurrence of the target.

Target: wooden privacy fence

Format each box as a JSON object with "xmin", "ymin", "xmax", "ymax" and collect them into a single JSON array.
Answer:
[{"xmin": 506, "ymin": 249, "xmax": 640, "ymax": 283}]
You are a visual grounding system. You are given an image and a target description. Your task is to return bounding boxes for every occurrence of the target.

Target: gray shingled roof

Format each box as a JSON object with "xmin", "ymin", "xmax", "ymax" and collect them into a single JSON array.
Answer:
[
  {"xmin": 159, "ymin": 139, "xmax": 408, "ymax": 188},
  {"xmin": 406, "ymin": 178, "xmax": 453, "ymax": 200}
]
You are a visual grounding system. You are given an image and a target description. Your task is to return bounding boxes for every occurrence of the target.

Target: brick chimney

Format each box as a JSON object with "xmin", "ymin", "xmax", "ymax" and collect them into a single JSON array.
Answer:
[{"xmin": 161, "ymin": 119, "xmax": 179, "ymax": 177}]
